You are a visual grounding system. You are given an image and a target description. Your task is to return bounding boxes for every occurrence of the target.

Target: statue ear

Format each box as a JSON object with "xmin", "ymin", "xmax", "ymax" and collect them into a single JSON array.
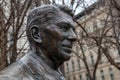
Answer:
[{"xmin": 30, "ymin": 25, "xmax": 42, "ymax": 43}]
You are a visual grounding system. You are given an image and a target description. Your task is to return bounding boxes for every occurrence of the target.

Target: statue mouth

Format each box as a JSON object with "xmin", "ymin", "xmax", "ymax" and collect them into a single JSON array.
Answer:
[
  {"xmin": 61, "ymin": 45, "xmax": 72, "ymax": 54},
  {"xmin": 61, "ymin": 44, "xmax": 72, "ymax": 48},
  {"xmin": 60, "ymin": 39, "xmax": 73, "ymax": 54}
]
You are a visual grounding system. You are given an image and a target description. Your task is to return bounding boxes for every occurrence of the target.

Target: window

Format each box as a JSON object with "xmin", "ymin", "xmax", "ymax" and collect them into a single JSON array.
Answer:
[
  {"xmin": 79, "ymin": 75, "xmax": 82, "ymax": 80},
  {"xmin": 82, "ymin": 45, "xmax": 87, "ymax": 52},
  {"xmin": 86, "ymin": 74, "xmax": 89, "ymax": 80},
  {"xmin": 101, "ymin": 19, "xmax": 105, "ymax": 27},
  {"xmin": 90, "ymin": 55, "xmax": 94, "ymax": 65},
  {"xmin": 73, "ymin": 76, "xmax": 76, "ymax": 80},
  {"xmin": 78, "ymin": 59, "xmax": 81, "ymax": 69},
  {"xmin": 66, "ymin": 62, "xmax": 69, "ymax": 72},
  {"xmin": 99, "ymin": 58, "xmax": 103, "ymax": 64},
  {"xmin": 101, "ymin": 75, "xmax": 105, "ymax": 80},
  {"xmin": 93, "ymin": 22, "xmax": 97, "ymax": 31},
  {"xmin": 67, "ymin": 77, "xmax": 70, "ymax": 80},
  {"xmin": 72, "ymin": 60, "xmax": 75, "ymax": 71},
  {"xmin": 100, "ymin": 70, "xmax": 105, "ymax": 80},
  {"xmin": 87, "ymin": 26, "xmax": 93, "ymax": 33},
  {"xmin": 109, "ymin": 68, "xmax": 114, "ymax": 80}
]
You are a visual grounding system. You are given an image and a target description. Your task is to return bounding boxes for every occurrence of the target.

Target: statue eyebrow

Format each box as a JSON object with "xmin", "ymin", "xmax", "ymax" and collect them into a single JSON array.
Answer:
[
  {"xmin": 63, "ymin": 22, "xmax": 75, "ymax": 31},
  {"xmin": 56, "ymin": 22, "xmax": 75, "ymax": 30}
]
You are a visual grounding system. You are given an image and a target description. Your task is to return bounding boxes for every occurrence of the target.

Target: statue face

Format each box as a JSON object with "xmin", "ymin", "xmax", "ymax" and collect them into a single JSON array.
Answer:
[{"xmin": 39, "ymin": 11, "xmax": 77, "ymax": 62}]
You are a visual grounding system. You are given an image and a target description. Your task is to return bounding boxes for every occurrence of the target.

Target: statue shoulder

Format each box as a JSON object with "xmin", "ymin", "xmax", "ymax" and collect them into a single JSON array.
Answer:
[
  {"xmin": 0, "ymin": 60, "xmax": 35, "ymax": 80},
  {"xmin": 0, "ymin": 76, "xmax": 17, "ymax": 80}
]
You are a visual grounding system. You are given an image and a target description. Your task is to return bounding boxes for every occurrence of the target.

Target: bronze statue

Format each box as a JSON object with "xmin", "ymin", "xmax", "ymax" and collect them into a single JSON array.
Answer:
[{"xmin": 0, "ymin": 4, "xmax": 77, "ymax": 80}]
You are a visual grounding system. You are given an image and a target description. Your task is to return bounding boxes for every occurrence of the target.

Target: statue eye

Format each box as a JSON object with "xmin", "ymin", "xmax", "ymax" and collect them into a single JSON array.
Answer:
[
  {"xmin": 60, "ymin": 26, "xmax": 69, "ymax": 31},
  {"xmin": 58, "ymin": 23, "xmax": 69, "ymax": 31}
]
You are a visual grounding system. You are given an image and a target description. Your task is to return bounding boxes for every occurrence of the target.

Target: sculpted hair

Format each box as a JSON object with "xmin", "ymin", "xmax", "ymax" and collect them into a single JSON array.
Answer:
[
  {"xmin": 26, "ymin": 4, "xmax": 74, "ymax": 45},
  {"xmin": 55, "ymin": 4, "xmax": 74, "ymax": 17}
]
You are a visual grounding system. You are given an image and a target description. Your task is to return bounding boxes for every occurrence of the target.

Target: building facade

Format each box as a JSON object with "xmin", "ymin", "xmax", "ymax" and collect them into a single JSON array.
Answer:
[{"xmin": 64, "ymin": 1, "xmax": 120, "ymax": 80}]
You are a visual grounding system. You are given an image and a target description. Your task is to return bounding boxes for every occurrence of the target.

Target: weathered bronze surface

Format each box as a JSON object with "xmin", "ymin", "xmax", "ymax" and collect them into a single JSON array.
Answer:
[{"xmin": 0, "ymin": 4, "xmax": 77, "ymax": 80}]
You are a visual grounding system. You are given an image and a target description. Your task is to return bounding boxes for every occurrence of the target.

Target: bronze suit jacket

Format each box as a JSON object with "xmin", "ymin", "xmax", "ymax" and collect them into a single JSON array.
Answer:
[{"xmin": 0, "ymin": 52, "xmax": 65, "ymax": 80}]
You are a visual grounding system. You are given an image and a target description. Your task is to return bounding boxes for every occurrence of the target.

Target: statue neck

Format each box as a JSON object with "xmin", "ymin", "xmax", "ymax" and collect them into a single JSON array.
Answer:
[{"xmin": 30, "ymin": 46, "xmax": 63, "ymax": 71}]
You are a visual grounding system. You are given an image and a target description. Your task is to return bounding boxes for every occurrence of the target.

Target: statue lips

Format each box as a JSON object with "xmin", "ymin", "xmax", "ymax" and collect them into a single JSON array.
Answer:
[
  {"xmin": 62, "ymin": 46, "xmax": 72, "ymax": 54},
  {"xmin": 61, "ymin": 42, "xmax": 73, "ymax": 54}
]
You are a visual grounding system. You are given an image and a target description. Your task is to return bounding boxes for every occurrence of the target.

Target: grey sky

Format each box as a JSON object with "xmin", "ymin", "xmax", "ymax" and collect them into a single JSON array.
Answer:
[
  {"xmin": 75, "ymin": 0, "xmax": 97, "ymax": 14},
  {"xmin": 50, "ymin": 0, "xmax": 97, "ymax": 14}
]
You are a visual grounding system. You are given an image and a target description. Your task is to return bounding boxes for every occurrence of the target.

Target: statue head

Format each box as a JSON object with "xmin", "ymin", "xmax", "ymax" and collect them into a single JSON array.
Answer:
[{"xmin": 26, "ymin": 4, "xmax": 77, "ymax": 63}]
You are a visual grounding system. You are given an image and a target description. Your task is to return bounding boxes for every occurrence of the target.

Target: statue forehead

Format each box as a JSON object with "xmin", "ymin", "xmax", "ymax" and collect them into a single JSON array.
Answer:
[{"xmin": 54, "ymin": 11, "xmax": 74, "ymax": 26}]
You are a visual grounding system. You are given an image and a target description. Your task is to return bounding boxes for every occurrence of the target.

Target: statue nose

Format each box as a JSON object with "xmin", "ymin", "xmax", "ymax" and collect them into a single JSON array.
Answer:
[{"xmin": 68, "ymin": 29, "xmax": 77, "ymax": 42}]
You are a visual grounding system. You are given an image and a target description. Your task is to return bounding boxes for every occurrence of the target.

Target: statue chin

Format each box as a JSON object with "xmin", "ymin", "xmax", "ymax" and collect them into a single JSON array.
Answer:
[{"xmin": 58, "ymin": 47, "xmax": 72, "ymax": 61}]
